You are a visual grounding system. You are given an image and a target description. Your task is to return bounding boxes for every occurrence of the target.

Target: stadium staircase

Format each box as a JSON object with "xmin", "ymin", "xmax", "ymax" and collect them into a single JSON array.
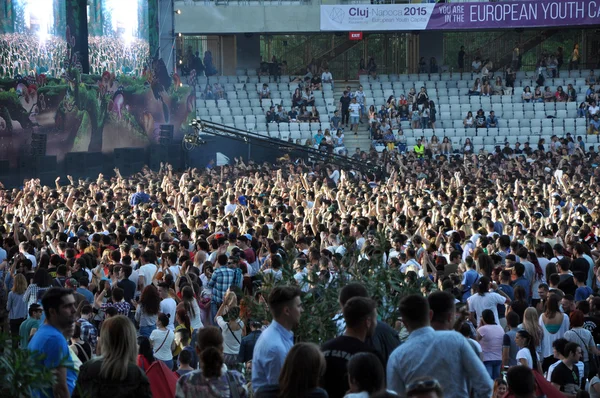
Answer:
[{"xmin": 333, "ymin": 80, "xmax": 372, "ymax": 153}]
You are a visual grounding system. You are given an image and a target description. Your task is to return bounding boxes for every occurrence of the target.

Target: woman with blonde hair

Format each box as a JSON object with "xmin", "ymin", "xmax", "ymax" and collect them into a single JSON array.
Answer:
[
  {"xmin": 519, "ymin": 307, "xmax": 543, "ymax": 356},
  {"xmin": 255, "ymin": 342, "xmax": 327, "ymax": 398},
  {"xmin": 7, "ymin": 273, "xmax": 27, "ymax": 349},
  {"xmin": 76, "ymin": 315, "xmax": 151, "ymax": 397}
]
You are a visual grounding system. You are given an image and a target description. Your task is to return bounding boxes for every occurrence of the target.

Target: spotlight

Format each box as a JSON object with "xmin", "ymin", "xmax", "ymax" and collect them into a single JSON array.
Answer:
[
  {"xmin": 179, "ymin": 83, "xmax": 183, "ymax": 87},
  {"xmin": 178, "ymin": 33, "xmax": 182, "ymax": 37},
  {"xmin": 179, "ymin": 60, "xmax": 183, "ymax": 64},
  {"xmin": 175, "ymin": 9, "xmax": 181, "ymax": 14}
]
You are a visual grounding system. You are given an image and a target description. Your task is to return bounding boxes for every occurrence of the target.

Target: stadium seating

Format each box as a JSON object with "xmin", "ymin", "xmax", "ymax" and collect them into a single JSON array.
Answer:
[{"xmin": 195, "ymin": 69, "xmax": 600, "ymax": 153}]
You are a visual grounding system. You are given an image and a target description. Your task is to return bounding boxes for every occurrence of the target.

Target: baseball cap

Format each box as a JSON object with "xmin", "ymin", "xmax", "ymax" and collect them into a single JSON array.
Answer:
[
  {"xmin": 65, "ymin": 278, "xmax": 80, "ymax": 288},
  {"xmin": 127, "ymin": 226, "xmax": 137, "ymax": 234}
]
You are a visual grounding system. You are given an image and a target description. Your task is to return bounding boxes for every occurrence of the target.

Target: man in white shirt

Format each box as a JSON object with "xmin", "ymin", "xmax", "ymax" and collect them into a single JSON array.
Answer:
[
  {"xmin": 327, "ymin": 167, "xmax": 340, "ymax": 185},
  {"xmin": 224, "ymin": 194, "xmax": 238, "ymax": 215},
  {"xmin": 158, "ymin": 282, "xmax": 177, "ymax": 330},
  {"xmin": 165, "ymin": 252, "xmax": 181, "ymax": 278},
  {"xmin": 137, "ymin": 251, "xmax": 158, "ymax": 290},
  {"xmin": 20, "ymin": 242, "xmax": 37, "ymax": 269},
  {"xmin": 354, "ymin": 85, "xmax": 366, "ymax": 123},
  {"xmin": 348, "ymin": 97, "xmax": 361, "ymax": 135},
  {"xmin": 321, "ymin": 68, "xmax": 333, "ymax": 88},
  {"xmin": 400, "ymin": 248, "xmax": 422, "ymax": 274}
]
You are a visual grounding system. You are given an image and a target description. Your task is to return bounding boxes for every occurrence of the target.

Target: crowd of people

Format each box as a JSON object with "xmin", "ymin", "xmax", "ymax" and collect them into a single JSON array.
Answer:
[
  {"xmin": 0, "ymin": 33, "xmax": 149, "ymax": 79},
  {"xmin": 88, "ymin": 36, "xmax": 149, "ymax": 77},
  {"xmin": 3, "ymin": 128, "xmax": 600, "ymax": 397},
  {"xmin": 0, "ymin": 33, "xmax": 67, "ymax": 78}
]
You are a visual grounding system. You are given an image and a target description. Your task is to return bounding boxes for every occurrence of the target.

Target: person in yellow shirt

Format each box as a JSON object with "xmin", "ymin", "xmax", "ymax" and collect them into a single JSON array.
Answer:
[{"xmin": 414, "ymin": 139, "xmax": 425, "ymax": 159}]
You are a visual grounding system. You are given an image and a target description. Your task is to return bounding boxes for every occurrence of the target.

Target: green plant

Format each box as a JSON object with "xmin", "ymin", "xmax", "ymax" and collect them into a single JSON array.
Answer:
[
  {"xmin": 0, "ymin": 334, "xmax": 56, "ymax": 397},
  {"xmin": 243, "ymin": 233, "xmax": 421, "ymax": 344}
]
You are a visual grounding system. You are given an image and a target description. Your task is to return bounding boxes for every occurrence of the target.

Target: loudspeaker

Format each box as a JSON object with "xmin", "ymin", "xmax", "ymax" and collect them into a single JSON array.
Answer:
[
  {"xmin": 159, "ymin": 125, "xmax": 174, "ymax": 146},
  {"xmin": 31, "ymin": 133, "xmax": 47, "ymax": 156}
]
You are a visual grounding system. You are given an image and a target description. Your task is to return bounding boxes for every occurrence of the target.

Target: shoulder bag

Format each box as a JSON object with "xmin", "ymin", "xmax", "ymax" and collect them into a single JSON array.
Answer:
[
  {"xmin": 153, "ymin": 330, "xmax": 170, "ymax": 354},
  {"xmin": 225, "ymin": 371, "xmax": 241, "ymax": 398}
]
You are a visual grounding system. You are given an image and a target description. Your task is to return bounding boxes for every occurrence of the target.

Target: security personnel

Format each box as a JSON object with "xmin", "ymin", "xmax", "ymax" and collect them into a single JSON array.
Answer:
[{"xmin": 414, "ymin": 138, "xmax": 425, "ymax": 159}]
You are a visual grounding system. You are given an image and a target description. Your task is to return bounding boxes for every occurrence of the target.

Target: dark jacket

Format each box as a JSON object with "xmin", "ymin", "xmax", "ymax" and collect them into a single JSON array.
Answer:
[
  {"xmin": 75, "ymin": 358, "xmax": 152, "ymax": 398},
  {"xmin": 238, "ymin": 329, "xmax": 262, "ymax": 364}
]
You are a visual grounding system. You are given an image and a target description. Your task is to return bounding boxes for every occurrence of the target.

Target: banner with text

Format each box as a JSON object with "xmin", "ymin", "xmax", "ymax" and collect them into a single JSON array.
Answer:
[{"xmin": 320, "ymin": 1, "xmax": 600, "ymax": 31}]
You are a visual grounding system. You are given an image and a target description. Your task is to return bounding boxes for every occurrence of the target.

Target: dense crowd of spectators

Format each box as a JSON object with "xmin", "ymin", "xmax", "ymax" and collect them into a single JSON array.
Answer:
[
  {"xmin": 0, "ymin": 33, "xmax": 148, "ymax": 79},
  {"xmin": 4, "ymin": 119, "xmax": 600, "ymax": 398}
]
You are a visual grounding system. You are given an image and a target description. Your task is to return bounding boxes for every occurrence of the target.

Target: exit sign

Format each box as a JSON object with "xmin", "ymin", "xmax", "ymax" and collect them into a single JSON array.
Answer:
[{"xmin": 349, "ymin": 32, "xmax": 363, "ymax": 40}]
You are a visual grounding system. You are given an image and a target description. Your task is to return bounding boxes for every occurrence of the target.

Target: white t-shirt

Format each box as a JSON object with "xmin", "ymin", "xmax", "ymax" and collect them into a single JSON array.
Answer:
[
  {"xmin": 188, "ymin": 299, "xmax": 204, "ymax": 330},
  {"xmin": 24, "ymin": 252, "xmax": 37, "ymax": 269},
  {"xmin": 354, "ymin": 91, "xmax": 365, "ymax": 104},
  {"xmin": 138, "ymin": 263, "xmax": 158, "ymax": 288},
  {"xmin": 329, "ymin": 169, "xmax": 340, "ymax": 184},
  {"xmin": 349, "ymin": 103, "xmax": 361, "ymax": 117},
  {"xmin": 516, "ymin": 347, "xmax": 538, "ymax": 369},
  {"xmin": 467, "ymin": 292, "xmax": 506, "ymax": 325},
  {"xmin": 149, "ymin": 328, "xmax": 174, "ymax": 361},
  {"xmin": 168, "ymin": 265, "xmax": 181, "ymax": 278},
  {"xmin": 321, "ymin": 72, "xmax": 333, "ymax": 82},
  {"xmin": 216, "ymin": 316, "xmax": 244, "ymax": 355},
  {"xmin": 160, "ymin": 297, "xmax": 177, "ymax": 330},
  {"xmin": 224, "ymin": 203, "xmax": 237, "ymax": 214}
]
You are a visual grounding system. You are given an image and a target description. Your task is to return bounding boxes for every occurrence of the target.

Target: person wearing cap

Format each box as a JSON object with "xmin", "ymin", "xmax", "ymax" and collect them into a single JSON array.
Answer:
[{"xmin": 20, "ymin": 303, "xmax": 43, "ymax": 348}]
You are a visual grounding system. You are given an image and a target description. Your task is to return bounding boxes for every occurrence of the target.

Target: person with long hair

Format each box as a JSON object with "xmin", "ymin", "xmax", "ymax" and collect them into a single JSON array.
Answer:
[
  {"xmin": 509, "ymin": 285, "xmax": 529, "ymax": 323},
  {"xmin": 492, "ymin": 378, "xmax": 508, "ymax": 398},
  {"xmin": 345, "ymin": 352, "xmax": 385, "ymax": 397},
  {"xmin": 7, "ymin": 273, "xmax": 27, "ymax": 348},
  {"xmin": 254, "ymin": 342, "xmax": 327, "ymax": 398},
  {"xmin": 175, "ymin": 326, "xmax": 247, "ymax": 397},
  {"xmin": 179, "ymin": 285, "xmax": 203, "ymax": 331},
  {"xmin": 519, "ymin": 307, "xmax": 543, "ymax": 356},
  {"xmin": 76, "ymin": 315, "xmax": 151, "ymax": 397},
  {"xmin": 136, "ymin": 336, "xmax": 155, "ymax": 372},
  {"xmin": 134, "ymin": 284, "xmax": 160, "ymax": 337},
  {"xmin": 477, "ymin": 309, "xmax": 505, "ymax": 380},
  {"xmin": 540, "ymin": 294, "xmax": 570, "ymax": 372},
  {"xmin": 515, "ymin": 330, "xmax": 541, "ymax": 372}
]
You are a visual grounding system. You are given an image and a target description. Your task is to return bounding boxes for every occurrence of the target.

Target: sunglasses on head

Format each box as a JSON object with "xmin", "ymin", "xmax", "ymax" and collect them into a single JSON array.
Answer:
[{"xmin": 406, "ymin": 379, "xmax": 442, "ymax": 394}]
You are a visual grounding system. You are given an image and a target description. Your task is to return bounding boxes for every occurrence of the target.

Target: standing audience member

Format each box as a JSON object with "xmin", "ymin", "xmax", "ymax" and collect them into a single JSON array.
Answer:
[
  {"xmin": 6, "ymin": 273, "xmax": 27, "ymax": 348},
  {"xmin": 387, "ymin": 294, "xmax": 493, "ymax": 397},
  {"xmin": 76, "ymin": 315, "xmax": 152, "ymax": 397},
  {"xmin": 175, "ymin": 326, "xmax": 247, "ymax": 397},
  {"xmin": 252, "ymin": 286, "xmax": 303, "ymax": 392},
  {"xmin": 255, "ymin": 343, "xmax": 328, "ymax": 398},
  {"xmin": 28, "ymin": 288, "xmax": 78, "ymax": 398}
]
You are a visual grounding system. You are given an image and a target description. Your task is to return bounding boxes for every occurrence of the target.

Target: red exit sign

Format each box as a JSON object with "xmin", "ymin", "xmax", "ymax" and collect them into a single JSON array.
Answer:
[{"xmin": 349, "ymin": 32, "xmax": 363, "ymax": 41}]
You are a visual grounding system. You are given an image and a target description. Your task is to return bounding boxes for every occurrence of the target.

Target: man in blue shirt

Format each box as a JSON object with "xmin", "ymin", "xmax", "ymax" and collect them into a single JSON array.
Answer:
[
  {"xmin": 461, "ymin": 259, "xmax": 480, "ymax": 302},
  {"xmin": 574, "ymin": 272, "xmax": 593, "ymax": 302},
  {"xmin": 486, "ymin": 110, "xmax": 498, "ymax": 128},
  {"xmin": 129, "ymin": 183, "xmax": 150, "ymax": 206},
  {"xmin": 28, "ymin": 287, "xmax": 77, "ymax": 398},
  {"xmin": 252, "ymin": 285, "xmax": 303, "ymax": 392},
  {"xmin": 387, "ymin": 294, "xmax": 493, "ymax": 398},
  {"xmin": 511, "ymin": 263, "xmax": 531, "ymax": 302}
]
